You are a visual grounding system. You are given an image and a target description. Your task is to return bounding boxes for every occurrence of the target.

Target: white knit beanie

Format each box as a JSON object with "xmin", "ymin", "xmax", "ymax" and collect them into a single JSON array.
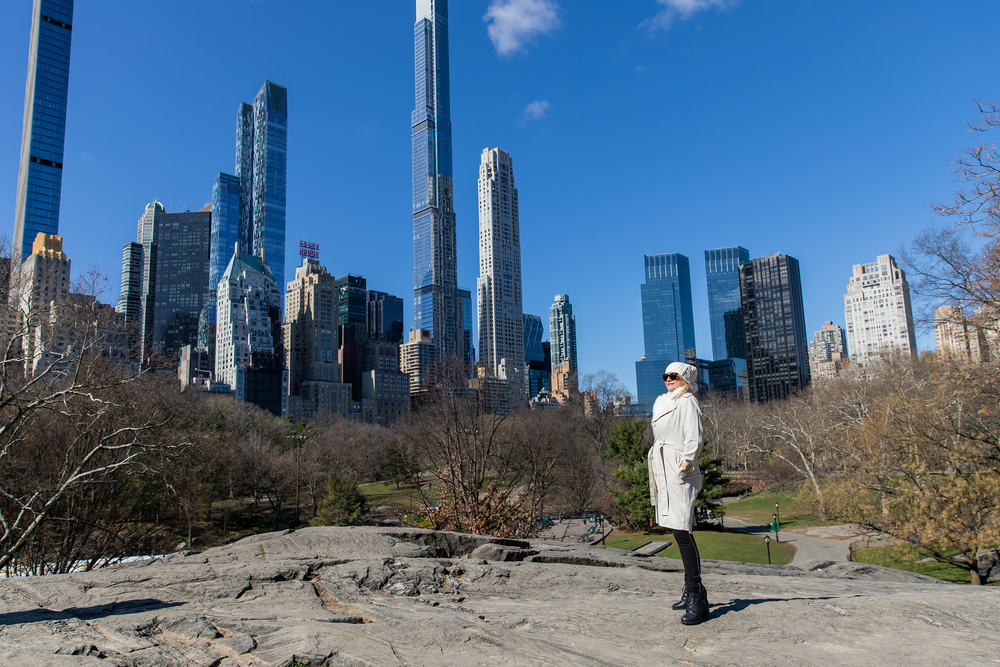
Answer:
[{"xmin": 664, "ymin": 361, "xmax": 698, "ymax": 386}]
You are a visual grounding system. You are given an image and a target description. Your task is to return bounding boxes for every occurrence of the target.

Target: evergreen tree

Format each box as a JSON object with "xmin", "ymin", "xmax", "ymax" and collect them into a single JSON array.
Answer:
[
  {"xmin": 311, "ymin": 475, "xmax": 369, "ymax": 526},
  {"xmin": 602, "ymin": 419, "xmax": 654, "ymax": 531},
  {"xmin": 695, "ymin": 442, "xmax": 730, "ymax": 519}
]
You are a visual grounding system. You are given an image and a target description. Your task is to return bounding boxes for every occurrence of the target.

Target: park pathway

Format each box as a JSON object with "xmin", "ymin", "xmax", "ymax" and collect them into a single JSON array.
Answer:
[{"xmin": 724, "ymin": 516, "xmax": 852, "ymax": 563}]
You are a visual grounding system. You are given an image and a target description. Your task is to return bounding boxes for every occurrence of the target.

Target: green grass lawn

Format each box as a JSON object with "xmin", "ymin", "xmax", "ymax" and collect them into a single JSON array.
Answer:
[
  {"xmin": 602, "ymin": 528, "xmax": 795, "ymax": 566},
  {"xmin": 851, "ymin": 545, "xmax": 998, "ymax": 586},
  {"xmin": 724, "ymin": 487, "xmax": 836, "ymax": 530},
  {"xmin": 358, "ymin": 481, "xmax": 426, "ymax": 511}
]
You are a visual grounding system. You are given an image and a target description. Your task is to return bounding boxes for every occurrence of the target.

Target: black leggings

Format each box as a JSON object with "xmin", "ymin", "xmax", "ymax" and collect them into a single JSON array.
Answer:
[{"xmin": 672, "ymin": 529, "xmax": 702, "ymax": 588}]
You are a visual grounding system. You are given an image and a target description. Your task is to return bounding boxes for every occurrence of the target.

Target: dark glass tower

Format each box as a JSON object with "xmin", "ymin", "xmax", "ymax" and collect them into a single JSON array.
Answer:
[
  {"xmin": 635, "ymin": 253, "xmax": 696, "ymax": 409},
  {"xmin": 153, "ymin": 208, "xmax": 212, "ymax": 357},
  {"xmin": 412, "ymin": 0, "xmax": 461, "ymax": 361},
  {"xmin": 336, "ymin": 275, "xmax": 368, "ymax": 327},
  {"xmin": 523, "ymin": 313, "xmax": 549, "ymax": 399},
  {"xmin": 367, "ymin": 290, "xmax": 405, "ymax": 344},
  {"xmin": 739, "ymin": 254, "xmax": 811, "ymax": 402},
  {"xmin": 13, "ymin": 0, "xmax": 75, "ymax": 261},
  {"xmin": 705, "ymin": 246, "xmax": 749, "ymax": 361}
]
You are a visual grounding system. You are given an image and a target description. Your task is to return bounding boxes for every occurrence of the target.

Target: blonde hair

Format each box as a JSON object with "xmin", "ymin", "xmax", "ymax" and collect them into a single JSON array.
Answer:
[{"xmin": 669, "ymin": 377, "xmax": 691, "ymax": 400}]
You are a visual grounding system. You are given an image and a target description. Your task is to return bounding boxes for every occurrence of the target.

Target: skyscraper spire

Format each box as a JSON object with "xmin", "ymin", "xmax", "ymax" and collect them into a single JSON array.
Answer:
[{"xmin": 412, "ymin": 0, "xmax": 461, "ymax": 362}]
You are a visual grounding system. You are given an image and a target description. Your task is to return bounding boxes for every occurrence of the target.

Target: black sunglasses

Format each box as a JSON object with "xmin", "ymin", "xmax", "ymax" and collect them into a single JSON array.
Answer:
[{"xmin": 662, "ymin": 373, "xmax": 681, "ymax": 381}]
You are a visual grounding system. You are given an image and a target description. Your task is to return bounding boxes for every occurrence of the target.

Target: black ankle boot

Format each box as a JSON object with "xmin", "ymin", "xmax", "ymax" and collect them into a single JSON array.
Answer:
[
  {"xmin": 681, "ymin": 584, "xmax": 709, "ymax": 625},
  {"xmin": 671, "ymin": 585, "xmax": 690, "ymax": 610}
]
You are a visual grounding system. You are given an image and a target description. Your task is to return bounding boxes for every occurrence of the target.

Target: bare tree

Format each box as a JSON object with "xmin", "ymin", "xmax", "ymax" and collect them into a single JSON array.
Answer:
[
  {"xmin": 579, "ymin": 370, "xmax": 628, "ymax": 453},
  {"xmin": 0, "ymin": 241, "xmax": 200, "ymax": 572},
  {"xmin": 904, "ymin": 100, "xmax": 1000, "ymax": 335},
  {"xmin": 404, "ymin": 360, "xmax": 542, "ymax": 538}
]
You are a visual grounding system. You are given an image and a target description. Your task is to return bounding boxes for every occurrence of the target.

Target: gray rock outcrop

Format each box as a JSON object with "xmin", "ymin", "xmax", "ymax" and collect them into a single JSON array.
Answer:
[{"xmin": 0, "ymin": 526, "xmax": 997, "ymax": 666}]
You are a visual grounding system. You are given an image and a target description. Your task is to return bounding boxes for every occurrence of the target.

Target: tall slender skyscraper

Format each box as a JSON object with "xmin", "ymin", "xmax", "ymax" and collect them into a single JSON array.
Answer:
[
  {"xmin": 740, "ymin": 254, "xmax": 810, "ymax": 402},
  {"xmin": 13, "ymin": 0, "xmax": 75, "ymax": 261},
  {"xmin": 240, "ymin": 82, "xmax": 287, "ymax": 289},
  {"xmin": 635, "ymin": 253, "xmax": 696, "ymax": 408},
  {"xmin": 476, "ymin": 148, "xmax": 524, "ymax": 384},
  {"xmin": 412, "ymin": 0, "xmax": 461, "ymax": 362},
  {"xmin": 549, "ymin": 294, "xmax": 578, "ymax": 382},
  {"xmin": 705, "ymin": 246, "xmax": 749, "ymax": 361}
]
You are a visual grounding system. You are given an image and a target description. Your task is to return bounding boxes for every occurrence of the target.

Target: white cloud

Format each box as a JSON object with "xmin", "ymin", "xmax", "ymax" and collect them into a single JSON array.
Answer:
[
  {"xmin": 641, "ymin": 0, "xmax": 738, "ymax": 32},
  {"xmin": 484, "ymin": 0, "xmax": 560, "ymax": 57},
  {"xmin": 521, "ymin": 100, "xmax": 551, "ymax": 125}
]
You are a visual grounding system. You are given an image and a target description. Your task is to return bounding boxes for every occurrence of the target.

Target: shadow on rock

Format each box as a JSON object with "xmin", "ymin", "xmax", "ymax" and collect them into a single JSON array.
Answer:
[
  {"xmin": 0, "ymin": 598, "xmax": 184, "ymax": 625},
  {"xmin": 709, "ymin": 595, "xmax": 852, "ymax": 618}
]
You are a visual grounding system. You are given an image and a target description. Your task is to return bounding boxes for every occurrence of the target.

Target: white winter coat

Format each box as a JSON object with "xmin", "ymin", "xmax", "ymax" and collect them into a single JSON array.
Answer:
[{"xmin": 647, "ymin": 389, "xmax": 704, "ymax": 532}]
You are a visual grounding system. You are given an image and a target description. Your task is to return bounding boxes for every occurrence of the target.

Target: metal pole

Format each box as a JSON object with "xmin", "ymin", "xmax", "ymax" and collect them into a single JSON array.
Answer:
[
  {"xmin": 295, "ymin": 442, "xmax": 300, "ymax": 523},
  {"xmin": 764, "ymin": 536, "xmax": 771, "ymax": 564}
]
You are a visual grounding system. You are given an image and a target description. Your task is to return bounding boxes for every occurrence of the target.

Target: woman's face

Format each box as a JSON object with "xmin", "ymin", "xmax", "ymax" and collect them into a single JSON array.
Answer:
[{"xmin": 664, "ymin": 373, "xmax": 684, "ymax": 391}]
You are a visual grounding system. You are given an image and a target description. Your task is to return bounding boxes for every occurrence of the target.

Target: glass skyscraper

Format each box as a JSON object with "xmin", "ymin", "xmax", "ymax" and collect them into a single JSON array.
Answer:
[
  {"xmin": 13, "ymin": 0, "xmax": 75, "ymax": 261},
  {"xmin": 367, "ymin": 290, "xmax": 405, "ymax": 344},
  {"xmin": 549, "ymin": 294, "xmax": 578, "ymax": 378},
  {"xmin": 240, "ymin": 82, "xmax": 287, "ymax": 289},
  {"xmin": 740, "ymin": 254, "xmax": 810, "ymax": 402},
  {"xmin": 210, "ymin": 173, "xmax": 241, "ymax": 294},
  {"xmin": 705, "ymin": 246, "xmax": 749, "ymax": 361},
  {"xmin": 635, "ymin": 253, "xmax": 696, "ymax": 409},
  {"xmin": 523, "ymin": 313, "xmax": 549, "ymax": 399},
  {"xmin": 412, "ymin": 0, "xmax": 461, "ymax": 362}
]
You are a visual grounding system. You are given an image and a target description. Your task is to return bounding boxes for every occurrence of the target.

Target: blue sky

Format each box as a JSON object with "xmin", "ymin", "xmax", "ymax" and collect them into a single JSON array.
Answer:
[{"xmin": 1, "ymin": 0, "xmax": 995, "ymax": 396}]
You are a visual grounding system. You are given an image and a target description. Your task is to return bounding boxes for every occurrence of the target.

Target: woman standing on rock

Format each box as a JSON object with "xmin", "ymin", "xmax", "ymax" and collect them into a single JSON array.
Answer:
[{"xmin": 648, "ymin": 361, "xmax": 708, "ymax": 625}]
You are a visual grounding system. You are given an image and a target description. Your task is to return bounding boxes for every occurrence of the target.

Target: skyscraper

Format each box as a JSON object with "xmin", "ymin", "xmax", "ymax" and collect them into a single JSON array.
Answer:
[
  {"xmin": 117, "ymin": 201, "xmax": 211, "ymax": 364},
  {"xmin": 367, "ymin": 291, "xmax": 405, "ymax": 344},
  {"xmin": 740, "ymin": 254, "xmax": 810, "ymax": 402},
  {"xmin": 151, "ymin": 206, "xmax": 212, "ymax": 357},
  {"xmin": 13, "ymin": 0, "xmax": 75, "ymax": 262},
  {"xmin": 705, "ymin": 246, "xmax": 749, "ymax": 361},
  {"xmin": 523, "ymin": 313, "xmax": 549, "ymax": 399},
  {"xmin": 284, "ymin": 258, "xmax": 352, "ymax": 422},
  {"xmin": 239, "ymin": 82, "xmax": 287, "ymax": 289},
  {"xmin": 210, "ymin": 173, "xmax": 241, "ymax": 295},
  {"xmin": 843, "ymin": 254, "xmax": 917, "ymax": 365},
  {"xmin": 207, "ymin": 83, "xmax": 287, "ymax": 305},
  {"xmin": 934, "ymin": 305, "xmax": 990, "ymax": 364},
  {"xmin": 809, "ymin": 320, "xmax": 849, "ymax": 381},
  {"xmin": 549, "ymin": 294, "xmax": 578, "ymax": 382},
  {"xmin": 476, "ymin": 147, "xmax": 524, "ymax": 385},
  {"xmin": 412, "ymin": 0, "xmax": 461, "ymax": 362},
  {"xmin": 13, "ymin": 233, "xmax": 70, "ymax": 375},
  {"xmin": 215, "ymin": 247, "xmax": 284, "ymax": 414},
  {"xmin": 635, "ymin": 254, "xmax": 696, "ymax": 408},
  {"xmin": 335, "ymin": 275, "xmax": 367, "ymax": 327}
]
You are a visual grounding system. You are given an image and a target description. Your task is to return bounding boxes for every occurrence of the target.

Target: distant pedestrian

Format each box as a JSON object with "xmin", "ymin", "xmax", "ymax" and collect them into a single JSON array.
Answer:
[{"xmin": 648, "ymin": 362, "xmax": 709, "ymax": 625}]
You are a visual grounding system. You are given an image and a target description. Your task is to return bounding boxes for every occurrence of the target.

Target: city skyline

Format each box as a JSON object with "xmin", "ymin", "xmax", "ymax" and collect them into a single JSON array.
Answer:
[{"xmin": 2, "ymin": 1, "xmax": 991, "ymax": 396}]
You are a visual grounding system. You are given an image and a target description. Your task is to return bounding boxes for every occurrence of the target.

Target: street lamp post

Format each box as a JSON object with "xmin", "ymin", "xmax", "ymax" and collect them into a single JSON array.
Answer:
[
  {"xmin": 772, "ymin": 512, "xmax": 780, "ymax": 543},
  {"xmin": 775, "ymin": 502, "xmax": 780, "ymax": 525},
  {"xmin": 286, "ymin": 434, "xmax": 307, "ymax": 522},
  {"xmin": 764, "ymin": 535, "xmax": 771, "ymax": 564}
]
